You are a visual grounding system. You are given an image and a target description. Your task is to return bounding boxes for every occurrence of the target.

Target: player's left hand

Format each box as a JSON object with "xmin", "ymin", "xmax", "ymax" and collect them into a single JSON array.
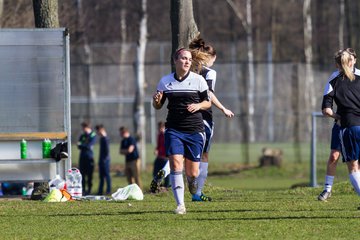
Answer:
[
  {"xmin": 187, "ymin": 103, "xmax": 200, "ymax": 113},
  {"xmin": 223, "ymin": 108, "xmax": 234, "ymax": 118}
]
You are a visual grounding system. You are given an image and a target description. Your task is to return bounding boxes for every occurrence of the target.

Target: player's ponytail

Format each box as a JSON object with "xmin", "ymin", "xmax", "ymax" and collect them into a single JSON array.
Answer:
[
  {"xmin": 334, "ymin": 49, "xmax": 355, "ymax": 81},
  {"xmin": 189, "ymin": 36, "xmax": 217, "ymax": 72},
  {"xmin": 341, "ymin": 51, "xmax": 355, "ymax": 81}
]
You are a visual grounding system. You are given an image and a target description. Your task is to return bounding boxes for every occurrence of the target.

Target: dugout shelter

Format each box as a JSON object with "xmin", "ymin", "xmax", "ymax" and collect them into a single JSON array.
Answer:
[{"xmin": 0, "ymin": 29, "xmax": 71, "ymax": 181}]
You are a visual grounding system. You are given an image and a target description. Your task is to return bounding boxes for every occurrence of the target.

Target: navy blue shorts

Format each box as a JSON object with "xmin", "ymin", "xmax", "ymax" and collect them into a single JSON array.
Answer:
[
  {"xmin": 203, "ymin": 120, "xmax": 214, "ymax": 153},
  {"xmin": 330, "ymin": 123, "xmax": 341, "ymax": 151},
  {"xmin": 164, "ymin": 128, "xmax": 205, "ymax": 162},
  {"xmin": 339, "ymin": 126, "xmax": 360, "ymax": 162}
]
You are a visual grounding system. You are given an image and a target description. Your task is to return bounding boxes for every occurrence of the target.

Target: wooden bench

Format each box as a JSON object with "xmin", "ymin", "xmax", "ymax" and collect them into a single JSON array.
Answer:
[{"xmin": 0, "ymin": 132, "xmax": 67, "ymax": 141}]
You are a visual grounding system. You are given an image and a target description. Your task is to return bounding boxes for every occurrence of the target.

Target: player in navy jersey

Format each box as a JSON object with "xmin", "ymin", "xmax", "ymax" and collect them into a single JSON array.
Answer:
[
  {"xmin": 189, "ymin": 37, "xmax": 234, "ymax": 202},
  {"xmin": 152, "ymin": 48, "xmax": 211, "ymax": 214},
  {"xmin": 322, "ymin": 49, "xmax": 360, "ymax": 204},
  {"xmin": 318, "ymin": 48, "xmax": 358, "ymax": 201}
]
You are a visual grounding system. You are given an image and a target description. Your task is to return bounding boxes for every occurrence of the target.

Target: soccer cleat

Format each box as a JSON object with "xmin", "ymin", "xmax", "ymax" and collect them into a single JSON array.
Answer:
[
  {"xmin": 192, "ymin": 193, "xmax": 212, "ymax": 202},
  {"xmin": 174, "ymin": 205, "xmax": 186, "ymax": 214},
  {"xmin": 187, "ymin": 177, "xmax": 198, "ymax": 195},
  {"xmin": 150, "ymin": 169, "xmax": 165, "ymax": 193},
  {"xmin": 318, "ymin": 190, "xmax": 331, "ymax": 201}
]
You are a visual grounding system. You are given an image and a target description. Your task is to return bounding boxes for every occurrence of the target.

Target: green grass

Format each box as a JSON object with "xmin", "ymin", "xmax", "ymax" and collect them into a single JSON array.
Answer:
[
  {"xmin": 1, "ymin": 143, "xmax": 356, "ymax": 239},
  {"xmin": 1, "ymin": 180, "xmax": 359, "ymax": 239}
]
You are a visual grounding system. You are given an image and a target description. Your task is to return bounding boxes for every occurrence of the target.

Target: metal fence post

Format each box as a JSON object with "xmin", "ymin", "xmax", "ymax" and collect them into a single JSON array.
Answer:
[{"xmin": 310, "ymin": 112, "xmax": 319, "ymax": 187}]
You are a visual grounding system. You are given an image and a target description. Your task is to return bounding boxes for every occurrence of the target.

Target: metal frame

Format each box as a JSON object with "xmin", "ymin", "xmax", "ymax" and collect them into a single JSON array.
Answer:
[{"xmin": 0, "ymin": 28, "xmax": 71, "ymax": 182}]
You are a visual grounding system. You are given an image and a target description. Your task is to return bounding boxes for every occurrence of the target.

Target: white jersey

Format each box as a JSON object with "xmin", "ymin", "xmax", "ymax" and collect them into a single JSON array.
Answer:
[
  {"xmin": 157, "ymin": 71, "xmax": 210, "ymax": 133},
  {"xmin": 200, "ymin": 66, "xmax": 217, "ymax": 121}
]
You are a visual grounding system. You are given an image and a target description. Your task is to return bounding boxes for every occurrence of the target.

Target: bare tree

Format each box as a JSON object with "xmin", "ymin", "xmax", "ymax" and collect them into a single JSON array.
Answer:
[
  {"xmin": 133, "ymin": 0, "xmax": 147, "ymax": 170},
  {"xmin": 33, "ymin": 0, "xmax": 59, "ymax": 28},
  {"xmin": 346, "ymin": 1, "xmax": 360, "ymax": 52},
  {"xmin": 302, "ymin": 0, "xmax": 315, "ymax": 163},
  {"xmin": 339, "ymin": 0, "xmax": 345, "ymax": 49},
  {"xmin": 0, "ymin": 0, "xmax": 4, "ymax": 24},
  {"xmin": 75, "ymin": 0, "xmax": 94, "ymax": 122},
  {"xmin": 170, "ymin": 0, "xmax": 199, "ymax": 70},
  {"xmin": 303, "ymin": 0, "xmax": 315, "ymax": 111},
  {"xmin": 227, "ymin": 0, "xmax": 255, "ymax": 144}
]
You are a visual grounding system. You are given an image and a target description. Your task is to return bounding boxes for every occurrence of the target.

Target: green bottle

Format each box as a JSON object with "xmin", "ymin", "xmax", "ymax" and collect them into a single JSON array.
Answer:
[
  {"xmin": 46, "ymin": 139, "xmax": 52, "ymax": 158},
  {"xmin": 42, "ymin": 139, "xmax": 47, "ymax": 158},
  {"xmin": 22, "ymin": 187, "xmax": 27, "ymax": 196},
  {"xmin": 20, "ymin": 139, "xmax": 27, "ymax": 159},
  {"xmin": 42, "ymin": 139, "xmax": 52, "ymax": 158}
]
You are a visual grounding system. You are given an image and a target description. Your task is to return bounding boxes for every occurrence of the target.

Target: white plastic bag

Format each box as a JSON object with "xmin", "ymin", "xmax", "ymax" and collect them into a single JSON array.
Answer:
[{"xmin": 112, "ymin": 184, "xmax": 143, "ymax": 201}]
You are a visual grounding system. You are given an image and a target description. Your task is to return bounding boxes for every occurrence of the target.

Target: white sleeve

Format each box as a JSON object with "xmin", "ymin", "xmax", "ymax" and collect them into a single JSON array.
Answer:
[
  {"xmin": 199, "ymin": 75, "xmax": 209, "ymax": 92},
  {"xmin": 157, "ymin": 78, "xmax": 166, "ymax": 92},
  {"xmin": 206, "ymin": 69, "xmax": 217, "ymax": 92},
  {"xmin": 323, "ymin": 70, "xmax": 338, "ymax": 96}
]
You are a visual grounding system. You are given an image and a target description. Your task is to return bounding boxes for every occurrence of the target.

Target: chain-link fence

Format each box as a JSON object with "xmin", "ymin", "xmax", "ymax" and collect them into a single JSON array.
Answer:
[{"xmin": 70, "ymin": 41, "xmax": 335, "ymax": 148}]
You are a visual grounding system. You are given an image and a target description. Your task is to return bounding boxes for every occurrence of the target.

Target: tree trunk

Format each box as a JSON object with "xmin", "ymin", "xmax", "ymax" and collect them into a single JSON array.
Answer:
[
  {"xmin": 227, "ymin": 0, "xmax": 256, "ymax": 144},
  {"xmin": 32, "ymin": 0, "xmax": 59, "ymax": 28},
  {"xmin": 170, "ymin": 0, "xmax": 199, "ymax": 70},
  {"xmin": 0, "ymin": 0, "xmax": 4, "ymax": 26},
  {"xmin": 303, "ymin": 0, "xmax": 315, "ymax": 141},
  {"xmin": 245, "ymin": 0, "xmax": 255, "ymax": 143},
  {"xmin": 346, "ymin": 0, "xmax": 360, "ymax": 51},
  {"xmin": 270, "ymin": 0, "xmax": 279, "ymax": 61},
  {"xmin": 339, "ymin": 0, "xmax": 345, "ymax": 49},
  {"xmin": 74, "ymin": 0, "xmax": 94, "ymax": 122},
  {"xmin": 133, "ymin": 0, "xmax": 147, "ymax": 171},
  {"xmin": 118, "ymin": 7, "xmax": 127, "ymax": 121}
]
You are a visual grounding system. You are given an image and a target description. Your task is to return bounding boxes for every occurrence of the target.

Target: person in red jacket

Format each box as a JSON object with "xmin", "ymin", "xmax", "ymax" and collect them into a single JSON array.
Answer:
[{"xmin": 151, "ymin": 121, "xmax": 170, "ymax": 192}]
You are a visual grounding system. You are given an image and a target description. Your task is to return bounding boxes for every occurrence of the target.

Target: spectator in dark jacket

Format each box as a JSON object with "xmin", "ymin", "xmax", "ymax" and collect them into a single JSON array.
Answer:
[
  {"xmin": 78, "ymin": 121, "xmax": 96, "ymax": 195},
  {"xmin": 119, "ymin": 126, "xmax": 142, "ymax": 189},
  {"xmin": 95, "ymin": 124, "xmax": 112, "ymax": 195}
]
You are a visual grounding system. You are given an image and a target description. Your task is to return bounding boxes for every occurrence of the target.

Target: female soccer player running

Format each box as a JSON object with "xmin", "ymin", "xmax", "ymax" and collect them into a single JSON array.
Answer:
[
  {"xmin": 189, "ymin": 37, "xmax": 234, "ymax": 201},
  {"xmin": 152, "ymin": 48, "xmax": 211, "ymax": 214},
  {"xmin": 318, "ymin": 48, "xmax": 357, "ymax": 201},
  {"xmin": 322, "ymin": 49, "xmax": 360, "ymax": 204}
]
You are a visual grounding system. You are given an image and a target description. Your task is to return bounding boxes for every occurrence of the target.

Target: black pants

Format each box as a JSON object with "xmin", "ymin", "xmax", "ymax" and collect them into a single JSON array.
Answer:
[
  {"xmin": 98, "ymin": 159, "xmax": 111, "ymax": 195},
  {"xmin": 79, "ymin": 158, "xmax": 94, "ymax": 195}
]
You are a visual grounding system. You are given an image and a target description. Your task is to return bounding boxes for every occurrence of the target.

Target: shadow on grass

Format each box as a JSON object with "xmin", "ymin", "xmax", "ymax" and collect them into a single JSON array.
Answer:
[
  {"xmin": 208, "ymin": 165, "xmax": 258, "ymax": 176},
  {"xmin": 187, "ymin": 215, "xmax": 360, "ymax": 221},
  {"xmin": 1, "ymin": 206, "xmax": 352, "ymax": 219}
]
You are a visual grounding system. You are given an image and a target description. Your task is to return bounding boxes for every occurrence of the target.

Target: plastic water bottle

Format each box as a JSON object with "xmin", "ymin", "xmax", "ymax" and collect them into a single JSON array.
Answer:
[
  {"xmin": 49, "ymin": 174, "xmax": 65, "ymax": 191},
  {"xmin": 65, "ymin": 168, "xmax": 82, "ymax": 199},
  {"xmin": 20, "ymin": 139, "xmax": 27, "ymax": 159},
  {"xmin": 22, "ymin": 186, "xmax": 27, "ymax": 196}
]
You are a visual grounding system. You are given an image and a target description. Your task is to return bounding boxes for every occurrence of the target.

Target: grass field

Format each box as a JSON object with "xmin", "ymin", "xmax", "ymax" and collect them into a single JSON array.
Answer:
[
  {"xmin": 1, "ymin": 143, "xmax": 357, "ymax": 239},
  {"xmin": 1, "ymin": 180, "xmax": 359, "ymax": 239}
]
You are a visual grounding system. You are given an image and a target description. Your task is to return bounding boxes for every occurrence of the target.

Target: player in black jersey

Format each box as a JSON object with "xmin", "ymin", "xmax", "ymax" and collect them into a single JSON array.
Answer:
[
  {"xmin": 152, "ymin": 48, "xmax": 211, "ymax": 214},
  {"xmin": 322, "ymin": 49, "xmax": 360, "ymax": 203},
  {"xmin": 189, "ymin": 37, "xmax": 234, "ymax": 202},
  {"xmin": 318, "ymin": 48, "xmax": 358, "ymax": 201}
]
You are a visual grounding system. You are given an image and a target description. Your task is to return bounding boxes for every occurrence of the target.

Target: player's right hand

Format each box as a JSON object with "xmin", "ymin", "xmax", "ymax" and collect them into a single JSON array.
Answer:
[{"xmin": 153, "ymin": 91, "xmax": 163, "ymax": 104}]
